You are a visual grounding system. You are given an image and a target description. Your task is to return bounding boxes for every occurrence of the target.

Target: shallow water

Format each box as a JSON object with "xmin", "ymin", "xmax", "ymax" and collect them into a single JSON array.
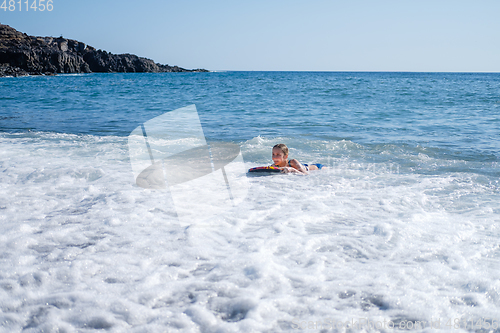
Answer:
[{"xmin": 0, "ymin": 72, "xmax": 499, "ymax": 332}]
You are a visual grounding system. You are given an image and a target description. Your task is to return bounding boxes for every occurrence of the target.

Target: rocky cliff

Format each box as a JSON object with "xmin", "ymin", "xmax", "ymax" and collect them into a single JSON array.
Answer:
[{"xmin": 0, "ymin": 24, "xmax": 207, "ymax": 77}]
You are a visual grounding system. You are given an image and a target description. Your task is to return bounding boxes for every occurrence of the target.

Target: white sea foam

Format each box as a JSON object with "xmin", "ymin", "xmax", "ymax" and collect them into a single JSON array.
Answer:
[{"xmin": 0, "ymin": 133, "xmax": 499, "ymax": 332}]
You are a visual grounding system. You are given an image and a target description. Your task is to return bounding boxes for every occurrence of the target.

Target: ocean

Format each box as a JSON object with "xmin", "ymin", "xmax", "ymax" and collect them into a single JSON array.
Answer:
[{"xmin": 1, "ymin": 72, "xmax": 499, "ymax": 332}]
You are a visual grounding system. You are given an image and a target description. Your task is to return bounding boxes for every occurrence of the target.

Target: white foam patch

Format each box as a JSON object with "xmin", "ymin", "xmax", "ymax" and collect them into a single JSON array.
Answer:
[{"xmin": 0, "ymin": 133, "xmax": 499, "ymax": 332}]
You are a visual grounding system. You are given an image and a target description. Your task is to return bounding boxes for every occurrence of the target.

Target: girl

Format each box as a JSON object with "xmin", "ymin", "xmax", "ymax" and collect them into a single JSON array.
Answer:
[{"xmin": 271, "ymin": 143, "xmax": 323, "ymax": 174}]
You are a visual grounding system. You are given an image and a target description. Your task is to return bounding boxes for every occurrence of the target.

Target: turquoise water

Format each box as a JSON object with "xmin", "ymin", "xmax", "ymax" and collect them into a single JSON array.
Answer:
[
  {"xmin": 1, "ymin": 72, "xmax": 499, "ymax": 332},
  {"xmin": 2, "ymin": 72, "xmax": 499, "ymax": 177},
  {"xmin": 2, "ymin": 72, "xmax": 499, "ymax": 150}
]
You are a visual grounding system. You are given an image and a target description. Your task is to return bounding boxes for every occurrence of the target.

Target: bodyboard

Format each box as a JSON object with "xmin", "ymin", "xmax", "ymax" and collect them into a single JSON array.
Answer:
[{"xmin": 248, "ymin": 166, "xmax": 281, "ymax": 173}]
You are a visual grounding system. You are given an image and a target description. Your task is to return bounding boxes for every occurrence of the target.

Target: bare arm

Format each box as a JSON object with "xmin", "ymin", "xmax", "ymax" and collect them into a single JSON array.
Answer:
[{"xmin": 286, "ymin": 159, "xmax": 308, "ymax": 174}]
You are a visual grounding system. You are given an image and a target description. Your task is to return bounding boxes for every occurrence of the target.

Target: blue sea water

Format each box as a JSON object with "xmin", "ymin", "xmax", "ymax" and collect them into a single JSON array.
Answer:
[
  {"xmin": 0, "ymin": 72, "xmax": 499, "ymax": 332},
  {"xmin": 2, "ymin": 72, "xmax": 499, "ymax": 167}
]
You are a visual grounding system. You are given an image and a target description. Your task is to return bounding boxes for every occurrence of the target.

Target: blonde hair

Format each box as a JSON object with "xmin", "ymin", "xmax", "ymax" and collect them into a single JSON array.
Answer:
[{"xmin": 273, "ymin": 143, "xmax": 289, "ymax": 156}]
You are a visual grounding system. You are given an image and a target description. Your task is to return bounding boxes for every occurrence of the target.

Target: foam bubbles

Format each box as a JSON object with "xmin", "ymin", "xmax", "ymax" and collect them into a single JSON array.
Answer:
[{"xmin": 0, "ymin": 132, "xmax": 499, "ymax": 331}]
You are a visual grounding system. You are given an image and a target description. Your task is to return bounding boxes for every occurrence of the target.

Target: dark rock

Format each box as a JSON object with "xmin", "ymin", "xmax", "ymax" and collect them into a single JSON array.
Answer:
[
  {"xmin": 0, "ymin": 63, "xmax": 29, "ymax": 77},
  {"xmin": 0, "ymin": 24, "xmax": 208, "ymax": 77}
]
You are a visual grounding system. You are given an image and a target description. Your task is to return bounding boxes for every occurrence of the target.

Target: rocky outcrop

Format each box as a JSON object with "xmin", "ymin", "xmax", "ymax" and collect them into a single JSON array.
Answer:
[{"xmin": 0, "ymin": 24, "xmax": 208, "ymax": 76}]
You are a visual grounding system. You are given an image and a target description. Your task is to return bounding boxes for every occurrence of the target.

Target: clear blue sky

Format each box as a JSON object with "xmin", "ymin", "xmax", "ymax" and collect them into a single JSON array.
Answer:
[{"xmin": 1, "ymin": 0, "xmax": 499, "ymax": 72}]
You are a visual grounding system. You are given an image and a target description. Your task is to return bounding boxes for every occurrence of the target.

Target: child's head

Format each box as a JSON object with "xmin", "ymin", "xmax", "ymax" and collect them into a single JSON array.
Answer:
[
  {"xmin": 273, "ymin": 143, "xmax": 289, "ymax": 156},
  {"xmin": 272, "ymin": 143, "xmax": 289, "ymax": 165}
]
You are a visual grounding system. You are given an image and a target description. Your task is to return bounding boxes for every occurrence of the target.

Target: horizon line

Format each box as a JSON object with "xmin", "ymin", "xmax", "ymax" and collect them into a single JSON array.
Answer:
[{"xmin": 209, "ymin": 70, "xmax": 500, "ymax": 74}]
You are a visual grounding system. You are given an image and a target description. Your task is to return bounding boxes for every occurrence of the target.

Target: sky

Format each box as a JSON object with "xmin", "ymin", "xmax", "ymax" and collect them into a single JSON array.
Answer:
[{"xmin": 1, "ymin": 0, "xmax": 500, "ymax": 72}]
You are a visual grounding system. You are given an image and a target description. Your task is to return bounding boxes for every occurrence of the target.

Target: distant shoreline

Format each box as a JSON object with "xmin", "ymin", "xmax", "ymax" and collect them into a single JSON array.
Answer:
[{"xmin": 0, "ymin": 24, "xmax": 208, "ymax": 77}]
